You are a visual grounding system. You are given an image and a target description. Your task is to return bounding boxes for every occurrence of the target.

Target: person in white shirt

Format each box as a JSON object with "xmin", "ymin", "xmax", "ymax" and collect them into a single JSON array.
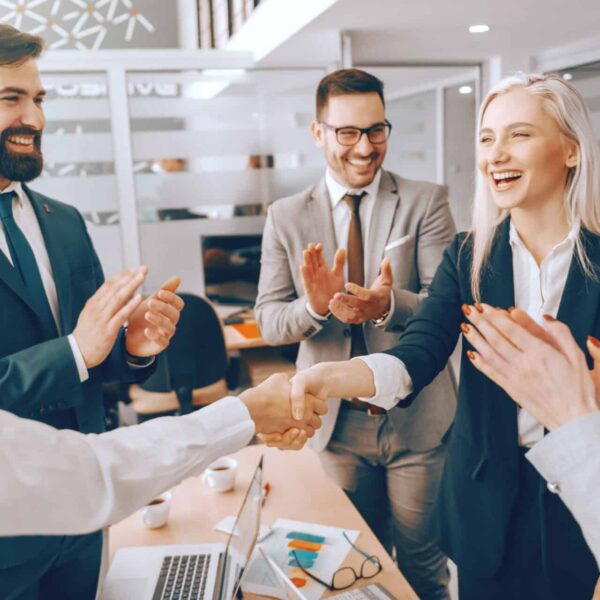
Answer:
[
  {"xmin": 269, "ymin": 73, "xmax": 600, "ymax": 598},
  {"xmin": 0, "ymin": 372, "xmax": 326, "ymax": 537},
  {"xmin": 458, "ymin": 304, "xmax": 600, "ymax": 568}
]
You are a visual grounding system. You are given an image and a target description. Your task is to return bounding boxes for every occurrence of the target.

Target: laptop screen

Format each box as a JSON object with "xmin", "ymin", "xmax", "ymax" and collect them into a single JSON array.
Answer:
[{"xmin": 220, "ymin": 456, "xmax": 263, "ymax": 599}]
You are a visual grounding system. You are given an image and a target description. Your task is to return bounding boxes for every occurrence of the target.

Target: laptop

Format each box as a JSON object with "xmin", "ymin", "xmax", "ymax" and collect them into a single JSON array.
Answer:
[
  {"xmin": 257, "ymin": 546, "xmax": 397, "ymax": 600},
  {"xmin": 101, "ymin": 457, "xmax": 263, "ymax": 600}
]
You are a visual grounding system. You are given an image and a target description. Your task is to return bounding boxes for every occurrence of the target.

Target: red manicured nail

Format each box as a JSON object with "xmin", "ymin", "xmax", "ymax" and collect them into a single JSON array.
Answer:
[
  {"xmin": 466, "ymin": 350, "xmax": 475, "ymax": 361},
  {"xmin": 461, "ymin": 304, "xmax": 471, "ymax": 316},
  {"xmin": 474, "ymin": 303, "xmax": 484, "ymax": 313},
  {"xmin": 460, "ymin": 323, "xmax": 470, "ymax": 334},
  {"xmin": 508, "ymin": 306, "xmax": 515, "ymax": 313},
  {"xmin": 588, "ymin": 336, "xmax": 600, "ymax": 348},
  {"xmin": 542, "ymin": 314, "xmax": 556, "ymax": 322}
]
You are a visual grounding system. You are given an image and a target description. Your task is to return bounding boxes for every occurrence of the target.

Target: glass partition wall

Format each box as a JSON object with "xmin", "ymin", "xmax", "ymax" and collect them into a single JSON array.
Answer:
[
  {"xmin": 37, "ymin": 53, "xmax": 325, "ymax": 294},
  {"xmin": 130, "ymin": 67, "xmax": 326, "ymax": 294}
]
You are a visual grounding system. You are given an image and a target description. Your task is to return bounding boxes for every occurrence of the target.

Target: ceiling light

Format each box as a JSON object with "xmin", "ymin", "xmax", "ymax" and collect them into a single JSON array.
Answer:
[
  {"xmin": 469, "ymin": 24, "xmax": 490, "ymax": 33},
  {"xmin": 459, "ymin": 85, "xmax": 473, "ymax": 94},
  {"xmin": 563, "ymin": 73, "xmax": 573, "ymax": 81}
]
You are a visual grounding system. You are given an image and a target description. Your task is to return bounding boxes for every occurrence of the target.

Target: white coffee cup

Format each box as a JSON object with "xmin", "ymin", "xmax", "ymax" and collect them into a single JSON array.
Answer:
[
  {"xmin": 140, "ymin": 491, "xmax": 171, "ymax": 528},
  {"xmin": 201, "ymin": 457, "xmax": 238, "ymax": 492}
]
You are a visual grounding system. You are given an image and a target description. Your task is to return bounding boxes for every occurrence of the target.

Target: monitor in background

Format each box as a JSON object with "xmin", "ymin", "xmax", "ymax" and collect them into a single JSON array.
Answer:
[{"xmin": 201, "ymin": 234, "xmax": 262, "ymax": 306}]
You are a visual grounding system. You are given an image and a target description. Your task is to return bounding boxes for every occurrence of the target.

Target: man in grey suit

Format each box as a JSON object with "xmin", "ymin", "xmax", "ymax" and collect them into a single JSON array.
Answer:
[{"xmin": 255, "ymin": 69, "xmax": 456, "ymax": 599}]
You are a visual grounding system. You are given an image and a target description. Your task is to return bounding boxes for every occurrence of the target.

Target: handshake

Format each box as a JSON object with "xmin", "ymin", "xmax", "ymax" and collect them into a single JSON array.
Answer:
[{"xmin": 238, "ymin": 370, "xmax": 329, "ymax": 451}]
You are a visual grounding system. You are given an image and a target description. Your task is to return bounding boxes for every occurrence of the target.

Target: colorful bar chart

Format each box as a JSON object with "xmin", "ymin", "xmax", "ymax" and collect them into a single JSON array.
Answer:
[{"xmin": 286, "ymin": 531, "xmax": 327, "ymax": 587}]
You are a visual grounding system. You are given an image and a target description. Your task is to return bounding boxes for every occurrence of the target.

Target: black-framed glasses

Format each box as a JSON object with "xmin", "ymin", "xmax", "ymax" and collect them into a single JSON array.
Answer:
[
  {"xmin": 319, "ymin": 119, "xmax": 392, "ymax": 146},
  {"xmin": 291, "ymin": 532, "xmax": 382, "ymax": 591}
]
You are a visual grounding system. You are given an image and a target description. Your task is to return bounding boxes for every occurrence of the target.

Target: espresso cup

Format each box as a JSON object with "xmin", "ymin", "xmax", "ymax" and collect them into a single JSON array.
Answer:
[
  {"xmin": 140, "ymin": 491, "xmax": 171, "ymax": 528},
  {"xmin": 201, "ymin": 457, "xmax": 238, "ymax": 492}
]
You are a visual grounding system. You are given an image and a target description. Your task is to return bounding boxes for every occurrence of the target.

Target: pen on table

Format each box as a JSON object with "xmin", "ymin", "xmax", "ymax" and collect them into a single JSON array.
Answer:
[{"xmin": 261, "ymin": 482, "xmax": 271, "ymax": 506}]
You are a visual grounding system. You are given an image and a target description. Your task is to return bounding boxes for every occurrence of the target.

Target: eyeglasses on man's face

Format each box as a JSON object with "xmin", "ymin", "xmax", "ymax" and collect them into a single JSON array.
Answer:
[
  {"xmin": 319, "ymin": 120, "xmax": 392, "ymax": 146},
  {"xmin": 290, "ymin": 532, "xmax": 382, "ymax": 591}
]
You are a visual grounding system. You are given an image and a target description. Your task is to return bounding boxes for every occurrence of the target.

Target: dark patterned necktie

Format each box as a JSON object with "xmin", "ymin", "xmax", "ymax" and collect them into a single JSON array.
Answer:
[{"xmin": 0, "ymin": 191, "xmax": 57, "ymax": 339}]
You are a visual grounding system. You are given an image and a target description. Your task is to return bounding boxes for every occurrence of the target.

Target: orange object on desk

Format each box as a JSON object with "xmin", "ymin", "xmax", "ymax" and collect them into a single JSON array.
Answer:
[
  {"xmin": 231, "ymin": 322, "xmax": 261, "ymax": 339},
  {"xmin": 288, "ymin": 539, "xmax": 322, "ymax": 552}
]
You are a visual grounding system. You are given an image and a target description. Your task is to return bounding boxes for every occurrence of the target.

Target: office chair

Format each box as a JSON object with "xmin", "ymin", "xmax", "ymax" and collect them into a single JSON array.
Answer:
[{"xmin": 129, "ymin": 293, "xmax": 229, "ymax": 422}]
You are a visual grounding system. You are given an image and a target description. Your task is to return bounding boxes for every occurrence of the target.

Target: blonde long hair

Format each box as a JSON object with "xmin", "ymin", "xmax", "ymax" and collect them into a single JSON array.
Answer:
[{"xmin": 467, "ymin": 72, "xmax": 600, "ymax": 301}]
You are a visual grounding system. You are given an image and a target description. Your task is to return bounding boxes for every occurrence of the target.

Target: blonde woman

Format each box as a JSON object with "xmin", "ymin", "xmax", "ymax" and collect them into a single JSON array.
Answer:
[{"xmin": 270, "ymin": 73, "xmax": 600, "ymax": 598}]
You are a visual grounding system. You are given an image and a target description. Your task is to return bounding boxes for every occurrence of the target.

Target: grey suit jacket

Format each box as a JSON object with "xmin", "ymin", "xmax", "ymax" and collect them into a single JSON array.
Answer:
[
  {"xmin": 526, "ymin": 412, "xmax": 600, "ymax": 567},
  {"xmin": 255, "ymin": 170, "xmax": 457, "ymax": 452}
]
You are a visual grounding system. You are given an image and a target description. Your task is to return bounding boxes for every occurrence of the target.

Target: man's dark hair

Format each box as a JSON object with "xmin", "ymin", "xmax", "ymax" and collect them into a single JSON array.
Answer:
[
  {"xmin": 0, "ymin": 24, "xmax": 44, "ymax": 67},
  {"xmin": 316, "ymin": 68, "xmax": 385, "ymax": 119}
]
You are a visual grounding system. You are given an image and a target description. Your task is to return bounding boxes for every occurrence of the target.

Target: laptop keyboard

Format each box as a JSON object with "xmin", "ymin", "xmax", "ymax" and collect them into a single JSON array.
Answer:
[{"xmin": 152, "ymin": 554, "xmax": 211, "ymax": 600}]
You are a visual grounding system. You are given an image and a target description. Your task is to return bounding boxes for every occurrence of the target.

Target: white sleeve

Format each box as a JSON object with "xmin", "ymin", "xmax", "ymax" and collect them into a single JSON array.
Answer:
[
  {"xmin": 67, "ymin": 333, "xmax": 89, "ymax": 382},
  {"xmin": 526, "ymin": 412, "xmax": 600, "ymax": 567},
  {"xmin": 0, "ymin": 396, "xmax": 254, "ymax": 536},
  {"xmin": 354, "ymin": 353, "xmax": 413, "ymax": 410}
]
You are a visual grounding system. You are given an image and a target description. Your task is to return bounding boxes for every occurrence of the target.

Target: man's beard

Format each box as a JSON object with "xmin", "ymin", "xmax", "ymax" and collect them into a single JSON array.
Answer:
[{"xmin": 0, "ymin": 127, "xmax": 43, "ymax": 182}]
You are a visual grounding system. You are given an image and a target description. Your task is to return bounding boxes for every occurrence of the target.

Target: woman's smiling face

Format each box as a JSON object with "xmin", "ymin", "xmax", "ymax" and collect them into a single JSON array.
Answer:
[{"xmin": 477, "ymin": 87, "xmax": 578, "ymax": 212}]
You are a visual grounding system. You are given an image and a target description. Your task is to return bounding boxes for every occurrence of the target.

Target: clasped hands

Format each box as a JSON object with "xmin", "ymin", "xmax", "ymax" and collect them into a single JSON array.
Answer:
[
  {"xmin": 301, "ymin": 242, "xmax": 392, "ymax": 324},
  {"xmin": 72, "ymin": 267, "xmax": 185, "ymax": 369},
  {"xmin": 240, "ymin": 372, "xmax": 329, "ymax": 451}
]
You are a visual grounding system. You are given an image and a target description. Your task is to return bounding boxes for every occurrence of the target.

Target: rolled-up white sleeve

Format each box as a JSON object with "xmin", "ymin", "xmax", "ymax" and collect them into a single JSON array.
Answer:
[
  {"xmin": 0, "ymin": 396, "xmax": 254, "ymax": 537},
  {"xmin": 526, "ymin": 412, "xmax": 600, "ymax": 567},
  {"xmin": 355, "ymin": 353, "xmax": 413, "ymax": 410}
]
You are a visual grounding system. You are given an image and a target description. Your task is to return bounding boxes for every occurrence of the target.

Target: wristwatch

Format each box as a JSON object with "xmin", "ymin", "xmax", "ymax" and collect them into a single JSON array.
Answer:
[{"xmin": 371, "ymin": 308, "xmax": 390, "ymax": 326}]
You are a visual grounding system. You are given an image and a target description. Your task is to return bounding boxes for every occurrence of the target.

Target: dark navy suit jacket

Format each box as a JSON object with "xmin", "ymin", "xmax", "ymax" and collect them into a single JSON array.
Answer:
[
  {"xmin": 385, "ymin": 218, "xmax": 600, "ymax": 577},
  {"xmin": 0, "ymin": 186, "xmax": 155, "ymax": 568}
]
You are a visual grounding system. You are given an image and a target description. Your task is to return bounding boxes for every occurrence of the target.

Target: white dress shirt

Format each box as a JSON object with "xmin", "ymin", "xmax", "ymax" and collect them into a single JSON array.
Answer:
[
  {"xmin": 526, "ymin": 412, "xmax": 600, "ymax": 567},
  {"xmin": 0, "ymin": 396, "xmax": 254, "ymax": 536},
  {"xmin": 305, "ymin": 168, "xmax": 394, "ymax": 325},
  {"xmin": 359, "ymin": 221, "xmax": 578, "ymax": 447},
  {"xmin": 0, "ymin": 181, "xmax": 88, "ymax": 382}
]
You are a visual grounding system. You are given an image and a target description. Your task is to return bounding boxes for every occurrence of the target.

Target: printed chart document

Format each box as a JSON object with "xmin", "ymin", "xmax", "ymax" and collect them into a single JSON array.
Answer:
[{"xmin": 242, "ymin": 518, "xmax": 360, "ymax": 599}]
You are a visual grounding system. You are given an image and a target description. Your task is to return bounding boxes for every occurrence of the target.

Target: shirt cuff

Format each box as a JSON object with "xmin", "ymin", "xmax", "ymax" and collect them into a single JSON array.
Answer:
[
  {"xmin": 354, "ymin": 353, "xmax": 413, "ymax": 410},
  {"xmin": 373, "ymin": 289, "xmax": 395, "ymax": 328},
  {"xmin": 193, "ymin": 395, "xmax": 256, "ymax": 450},
  {"xmin": 305, "ymin": 299, "xmax": 331, "ymax": 322},
  {"xmin": 67, "ymin": 334, "xmax": 89, "ymax": 383}
]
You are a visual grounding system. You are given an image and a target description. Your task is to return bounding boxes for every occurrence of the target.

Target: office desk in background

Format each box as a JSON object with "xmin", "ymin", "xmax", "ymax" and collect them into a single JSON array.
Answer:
[
  {"xmin": 108, "ymin": 445, "xmax": 416, "ymax": 599},
  {"xmin": 218, "ymin": 308, "xmax": 296, "ymax": 385}
]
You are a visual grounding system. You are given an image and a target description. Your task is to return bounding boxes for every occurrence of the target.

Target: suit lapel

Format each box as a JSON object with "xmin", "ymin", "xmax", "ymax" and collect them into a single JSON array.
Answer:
[
  {"xmin": 0, "ymin": 239, "xmax": 36, "ymax": 313},
  {"xmin": 556, "ymin": 230, "xmax": 600, "ymax": 354},
  {"xmin": 479, "ymin": 218, "xmax": 515, "ymax": 310},
  {"xmin": 365, "ymin": 170, "xmax": 399, "ymax": 286},
  {"xmin": 25, "ymin": 186, "xmax": 71, "ymax": 333},
  {"xmin": 308, "ymin": 178, "xmax": 338, "ymax": 268},
  {"xmin": 479, "ymin": 218, "xmax": 519, "ymax": 447}
]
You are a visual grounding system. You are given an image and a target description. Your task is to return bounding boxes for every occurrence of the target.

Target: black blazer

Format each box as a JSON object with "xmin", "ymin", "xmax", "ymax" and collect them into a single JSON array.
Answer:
[
  {"xmin": 385, "ymin": 218, "xmax": 600, "ymax": 576},
  {"xmin": 0, "ymin": 186, "xmax": 155, "ymax": 568}
]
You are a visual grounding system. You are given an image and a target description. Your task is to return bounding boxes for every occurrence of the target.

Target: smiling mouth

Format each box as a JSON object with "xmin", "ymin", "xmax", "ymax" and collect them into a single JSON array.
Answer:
[
  {"xmin": 347, "ymin": 157, "xmax": 376, "ymax": 169},
  {"xmin": 6, "ymin": 135, "xmax": 36, "ymax": 152},
  {"xmin": 492, "ymin": 170, "xmax": 523, "ymax": 190}
]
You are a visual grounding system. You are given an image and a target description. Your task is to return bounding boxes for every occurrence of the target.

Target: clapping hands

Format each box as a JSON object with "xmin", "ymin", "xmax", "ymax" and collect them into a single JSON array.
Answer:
[{"xmin": 461, "ymin": 304, "xmax": 600, "ymax": 430}]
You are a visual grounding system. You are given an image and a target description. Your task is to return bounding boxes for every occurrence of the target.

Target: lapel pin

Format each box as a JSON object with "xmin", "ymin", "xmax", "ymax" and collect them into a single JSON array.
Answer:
[{"xmin": 43, "ymin": 204, "xmax": 51, "ymax": 214}]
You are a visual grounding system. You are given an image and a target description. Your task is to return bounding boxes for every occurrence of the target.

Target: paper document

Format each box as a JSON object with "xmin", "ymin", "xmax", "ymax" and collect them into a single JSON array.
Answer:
[{"xmin": 242, "ymin": 518, "xmax": 360, "ymax": 600}]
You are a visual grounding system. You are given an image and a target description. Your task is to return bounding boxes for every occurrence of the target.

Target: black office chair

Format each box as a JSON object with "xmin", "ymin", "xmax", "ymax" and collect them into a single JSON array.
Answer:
[{"xmin": 129, "ymin": 293, "xmax": 229, "ymax": 422}]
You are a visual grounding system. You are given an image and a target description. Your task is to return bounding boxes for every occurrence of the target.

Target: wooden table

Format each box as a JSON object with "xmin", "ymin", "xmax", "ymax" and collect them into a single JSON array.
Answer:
[{"xmin": 108, "ymin": 445, "xmax": 417, "ymax": 599}]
